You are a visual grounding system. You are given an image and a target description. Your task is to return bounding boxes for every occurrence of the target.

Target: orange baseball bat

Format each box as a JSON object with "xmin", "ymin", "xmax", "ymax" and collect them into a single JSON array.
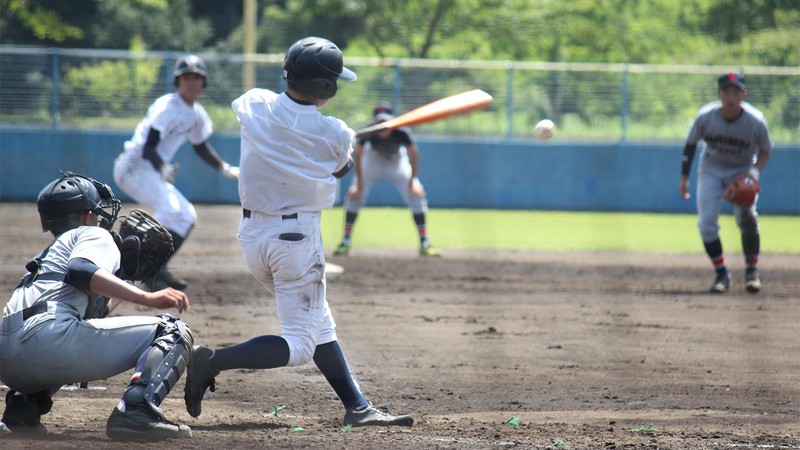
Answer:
[{"xmin": 356, "ymin": 89, "xmax": 493, "ymax": 137}]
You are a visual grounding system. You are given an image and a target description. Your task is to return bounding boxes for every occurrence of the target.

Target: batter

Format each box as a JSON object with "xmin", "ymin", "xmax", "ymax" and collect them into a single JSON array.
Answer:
[{"xmin": 183, "ymin": 36, "xmax": 414, "ymax": 428}]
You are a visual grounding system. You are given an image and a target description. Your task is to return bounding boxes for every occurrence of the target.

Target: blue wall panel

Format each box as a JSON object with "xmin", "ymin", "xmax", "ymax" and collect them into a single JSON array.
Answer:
[{"xmin": 2, "ymin": 128, "xmax": 798, "ymax": 215}]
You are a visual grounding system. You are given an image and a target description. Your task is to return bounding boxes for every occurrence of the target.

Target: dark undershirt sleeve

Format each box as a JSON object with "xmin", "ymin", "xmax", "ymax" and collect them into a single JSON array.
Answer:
[
  {"xmin": 681, "ymin": 143, "xmax": 697, "ymax": 176},
  {"xmin": 65, "ymin": 257, "xmax": 100, "ymax": 291},
  {"xmin": 193, "ymin": 141, "xmax": 224, "ymax": 169},
  {"xmin": 142, "ymin": 128, "xmax": 164, "ymax": 171}
]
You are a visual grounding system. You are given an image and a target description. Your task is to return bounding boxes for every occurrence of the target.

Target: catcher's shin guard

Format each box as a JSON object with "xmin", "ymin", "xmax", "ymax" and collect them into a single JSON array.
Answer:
[{"xmin": 123, "ymin": 315, "xmax": 193, "ymax": 409}]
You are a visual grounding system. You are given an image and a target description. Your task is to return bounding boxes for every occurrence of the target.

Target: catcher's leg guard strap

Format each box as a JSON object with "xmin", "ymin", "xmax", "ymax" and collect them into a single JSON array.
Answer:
[{"xmin": 123, "ymin": 315, "xmax": 193, "ymax": 408}]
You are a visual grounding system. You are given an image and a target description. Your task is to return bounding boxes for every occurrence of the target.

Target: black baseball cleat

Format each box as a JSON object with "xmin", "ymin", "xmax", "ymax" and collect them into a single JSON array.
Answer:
[
  {"xmin": 333, "ymin": 242, "xmax": 350, "ymax": 256},
  {"xmin": 744, "ymin": 268, "xmax": 761, "ymax": 293},
  {"xmin": 184, "ymin": 345, "xmax": 219, "ymax": 418},
  {"xmin": 709, "ymin": 270, "xmax": 730, "ymax": 294},
  {"xmin": 2, "ymin": 390, "xmax": 50, "ymax": 436},
  {"xmin": 419, "ymin": 245, "xmax": 441, "ymax": 257},
  {"xmin": 343, "ymin": 402, "xmax": 413, "ymax": 427},
  {"xmin": 153, "ymin": 269, "xmax": 188, "ymax": 291},
  {"xmin": 106, "ymin": 405, "xmax": 191, "ymax": 441}
]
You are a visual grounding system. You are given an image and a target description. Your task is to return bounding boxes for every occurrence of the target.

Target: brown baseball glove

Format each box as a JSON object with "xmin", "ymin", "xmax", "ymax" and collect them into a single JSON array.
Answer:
[{"xmin": 723, "ymin": 173, "xmax": 759, "ymax": 208}]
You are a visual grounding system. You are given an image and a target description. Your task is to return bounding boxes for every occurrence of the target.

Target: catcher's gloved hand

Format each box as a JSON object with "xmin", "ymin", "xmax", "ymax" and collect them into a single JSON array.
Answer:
[
  {"xmin": 161, "ymin": 163, "xmax": 180, "ymax": 183},
  {"xmin": 221, "ymin": 162, "xmax": 240, "ymax": 180},
  {"xmin": 117, "ymin": 209, "xmax": 174, "ymax": 281},
  {"xmin": 723, "ymin": 173, "xmax": 760, "ymax": 208}
]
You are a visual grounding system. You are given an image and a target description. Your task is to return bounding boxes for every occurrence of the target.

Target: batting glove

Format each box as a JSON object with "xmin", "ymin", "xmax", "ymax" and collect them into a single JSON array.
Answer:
[
  {"xmin": 221, "ymin": 163, "xmax": 240, "ymax": 180},
  {"xmin": 160, "ymin": 163, "xmax": 180, "ymax": 183}
]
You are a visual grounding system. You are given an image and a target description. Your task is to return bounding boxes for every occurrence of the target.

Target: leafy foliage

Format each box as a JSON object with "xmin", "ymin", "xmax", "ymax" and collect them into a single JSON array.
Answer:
[
  {"xmin": 65, "ymin": 38, "xmax": 161, "ymax": 115},
  {"xmin": 2, "ymin": 0, "xmax": 798, "ymax": 68}
]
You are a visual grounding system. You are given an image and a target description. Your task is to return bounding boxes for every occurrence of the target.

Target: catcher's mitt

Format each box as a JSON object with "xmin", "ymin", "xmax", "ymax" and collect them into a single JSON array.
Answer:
[
  {"xmin": 117, "ymin": 208, "xmax": 174, "ymax": 281},
  {"xmin": 723, "ymin": 173, "xmax": 760, "ymax": 208}
]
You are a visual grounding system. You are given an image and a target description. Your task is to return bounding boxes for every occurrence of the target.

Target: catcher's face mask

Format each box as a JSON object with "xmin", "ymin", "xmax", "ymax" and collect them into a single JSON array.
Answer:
[{"xmin": 62, "ymin": 171, "xmax": 122, "ymax": 230}]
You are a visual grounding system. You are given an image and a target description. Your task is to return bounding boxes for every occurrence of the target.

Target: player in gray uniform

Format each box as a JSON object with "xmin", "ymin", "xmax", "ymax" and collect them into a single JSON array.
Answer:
[
  {"xmin": 114, "ymin": 55, "xmax": 239, "ymax": 291},
  {"xmin": 0, "ymin": 172, "xmax": 194, "ymax": 440},
  {"xmin": 333, "ymin": 104, "xmax": 441, "ymax": 257},
  {"xmin": 679, "ymin": 73, "xmax": 773, "ymax": 293},
  {"xmin": 183, "ymin": 36, "xmax": 413, "ymax": 428}
]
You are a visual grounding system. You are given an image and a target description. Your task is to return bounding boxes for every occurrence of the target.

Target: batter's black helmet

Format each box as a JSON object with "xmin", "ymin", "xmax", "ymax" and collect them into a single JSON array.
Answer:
[
  {"xmin": 173, "ymin": 54, "xmax": 208, "ymax": 88},
  {"xmin": 37, "ymin": 172, "xmax": 121, "ymax": 235},
  {"xmin": 282, "ymin": 37, "xmax": 356, "ymax": 100}
]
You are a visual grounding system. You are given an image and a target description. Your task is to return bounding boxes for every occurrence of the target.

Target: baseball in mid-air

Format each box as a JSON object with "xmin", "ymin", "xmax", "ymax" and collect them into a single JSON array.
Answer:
[{"xmin": 535, "ymin": 119, "xmax": 555, "ymax": 140}]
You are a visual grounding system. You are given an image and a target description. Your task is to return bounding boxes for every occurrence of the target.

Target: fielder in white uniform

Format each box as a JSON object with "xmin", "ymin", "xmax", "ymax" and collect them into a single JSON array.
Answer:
[
  {"xmin": 113, "ymin": 55, "xmax": 239, "ymax": 291},
  {"xmin": 334, "ymin": 104, "xmax": 441, "ymax": 257},
  {"xmin": 679, "ymin": 72, "xmax": 773, "ymax": 293},
  {"xmin": 183, "ymin": 36, "xmax": 413, "ymax": 428},
  {"xmin": 0, "ymin": 173, "xmax": 193, "ymax": 440}
]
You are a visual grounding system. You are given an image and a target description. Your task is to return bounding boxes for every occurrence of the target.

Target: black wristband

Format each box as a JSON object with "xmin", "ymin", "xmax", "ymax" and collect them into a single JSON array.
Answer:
[{"xmin": 681, "ymin": 143, "xmax": 697, "ymax": 176}]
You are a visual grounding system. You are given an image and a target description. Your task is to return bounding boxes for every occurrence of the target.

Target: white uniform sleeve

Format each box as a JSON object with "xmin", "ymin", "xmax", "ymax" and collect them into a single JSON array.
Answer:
[
  {"xmin": 232, "ymin": 89, "xmax": 273, "ymax": 117},
  {"xmin": 71, "ymin": 227, "xmax": 121, "ymax": 274},
  {"xmin": 756, "ymin": 124, "xmax": 774, "ymax": 154},
  {"xmin": 333, "ymin": 119, "xmax": 355, "ymax": 173},
  {"xmin": 188, "ymin": 103, "xmax": 214, "ymax": 145},
  {"xmin": 685, "ymin": 109, "xmax": 710, "ymax": 146}
]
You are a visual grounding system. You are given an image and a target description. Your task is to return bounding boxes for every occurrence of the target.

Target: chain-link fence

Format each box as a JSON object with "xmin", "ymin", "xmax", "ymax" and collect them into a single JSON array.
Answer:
[{"xmin": 1, "ymin": 46, "xmax": 798, "ymax": 143}]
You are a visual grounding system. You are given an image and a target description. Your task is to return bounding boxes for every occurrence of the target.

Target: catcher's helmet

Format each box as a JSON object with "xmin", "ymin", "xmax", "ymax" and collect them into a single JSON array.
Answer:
[
  {"xmin": 173, "ymin": 54, "xmax": 208, "ymax": 88},
  {"xmin": 282, "ymin": 36, "xmax": 356, "ymax": 100},
  {"xmin": 37, "ymin": 172, "xmax": 121, "ymax": 235}
]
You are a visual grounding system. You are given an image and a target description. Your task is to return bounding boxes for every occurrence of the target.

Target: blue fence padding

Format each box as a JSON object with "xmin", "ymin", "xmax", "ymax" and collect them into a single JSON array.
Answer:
[{"xmin": 1, "ymin": 128, "xmax": 798, "ymax": 215}]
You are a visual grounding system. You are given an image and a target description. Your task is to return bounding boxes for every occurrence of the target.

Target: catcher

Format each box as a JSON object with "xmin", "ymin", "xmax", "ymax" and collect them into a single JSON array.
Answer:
[
  {"xmin": 0, "ymin": 172, "xmax": 194, "ymax": 441},
  {"xmin": 679, "ymin": 72, "xmax": 773, "ymax": 294}
]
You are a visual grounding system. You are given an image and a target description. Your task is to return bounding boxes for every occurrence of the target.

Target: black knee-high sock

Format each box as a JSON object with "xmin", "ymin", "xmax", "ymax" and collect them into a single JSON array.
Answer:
[
  {"xmin": 413, "ymin": 213, "xmax": 429, "ymax": 247},
  {"xmin": 210, "ymin": 335, "xmax": 290, "ymax": 371},
  {"xmin": 741, "ymin": 232, "xmax": 760, "ymax": 268},
  {"xmin": 313, "ymin": 341, "xmax": 368, "ymax": 411},
  {"xmin": 162, "ymin": 229, "xmax": 186, "ymax": 270},
  {"xmin": 703, "ymin": 238, "xmax": 726, "ymax": 272},
  {"xmin": 342, "ymin": 212, "xmax": 358, "ymax": 245}
]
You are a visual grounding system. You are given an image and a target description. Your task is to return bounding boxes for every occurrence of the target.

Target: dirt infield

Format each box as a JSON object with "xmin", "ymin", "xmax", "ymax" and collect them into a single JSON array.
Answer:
[{"xmin": 1, "ymin": 203, "xmax": 798, "ymax": 449}]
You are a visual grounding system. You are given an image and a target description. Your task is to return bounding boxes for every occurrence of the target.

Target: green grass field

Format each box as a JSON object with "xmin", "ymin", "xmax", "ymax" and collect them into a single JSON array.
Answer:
[{"xmin": 321, "ymin": 207, "xmax": 800, "ymax": 255}]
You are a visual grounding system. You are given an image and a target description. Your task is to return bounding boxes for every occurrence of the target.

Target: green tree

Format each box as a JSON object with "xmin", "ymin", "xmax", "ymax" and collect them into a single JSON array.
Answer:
[
  {"xmin": 0, "ymin": 0, "xmax": 87, "ymax": 43},
  {"xmin": 66, "ymin": 37, "xmax": 161, "ymax": 116},
  {"xmin": 4, "ymin": 0, "xmax": 798, "ymax": 68}
]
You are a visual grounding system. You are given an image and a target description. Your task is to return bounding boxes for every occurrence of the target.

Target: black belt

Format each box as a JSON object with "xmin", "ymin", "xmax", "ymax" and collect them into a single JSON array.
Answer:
[
  {"xmin": 243, "ymin": 209, "xmax": 298, "ymax": 220},
  {"xmin": 22, "ymin": 302, "xmax": 48, "ymax": 321}
]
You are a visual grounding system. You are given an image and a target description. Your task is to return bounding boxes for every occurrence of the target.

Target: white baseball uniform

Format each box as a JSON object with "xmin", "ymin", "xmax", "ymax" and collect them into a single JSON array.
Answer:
[
  {"xmin": 0, "ymin": 227, "xmax": 165, "ymax": 394},
  {"xmin": 232, "ymin": 89, "xmax": 352, "ymax": 367},
  {"xmin": 113, "ymin": 93, "xmax": 212, "ymax": 237}
]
